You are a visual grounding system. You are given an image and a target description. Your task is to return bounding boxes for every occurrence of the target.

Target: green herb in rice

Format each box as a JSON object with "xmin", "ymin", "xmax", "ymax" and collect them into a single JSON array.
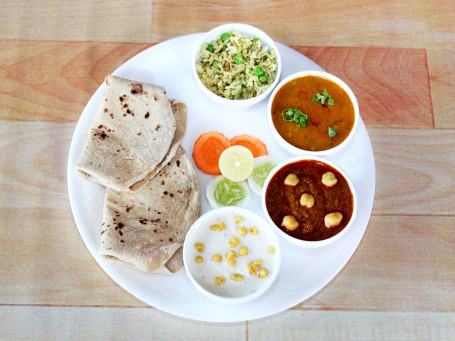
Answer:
[{"xmin": 196, "ymin": 30, "xmax": 278, "ymax": 100}]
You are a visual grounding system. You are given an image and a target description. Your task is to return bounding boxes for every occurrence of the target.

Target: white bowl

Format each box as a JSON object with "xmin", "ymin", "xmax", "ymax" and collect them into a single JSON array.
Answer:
[
  {"xmin": 183, "ymin": 207, "xmax": 281, "ymax": 304},
  {"xmin": 192, "ymin": 23, "xmax": 282, "ymax": 108},
  {"xmin": 267, "ymin": 70, "xmax": 360, "ymax": 155},
  {"xmin": 261, "ymin": 156, "xmax": 358, "ymax": 248}
]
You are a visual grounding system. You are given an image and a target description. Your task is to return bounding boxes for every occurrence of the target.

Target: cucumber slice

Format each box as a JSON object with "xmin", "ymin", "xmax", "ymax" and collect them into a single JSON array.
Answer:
[
  {"xmin": 247, "ymin": 156, "xmax": 278, "ymax": 196},
  {"xmin": 206, "ymin": 175, "xmax": 250, "ymax": 209}
]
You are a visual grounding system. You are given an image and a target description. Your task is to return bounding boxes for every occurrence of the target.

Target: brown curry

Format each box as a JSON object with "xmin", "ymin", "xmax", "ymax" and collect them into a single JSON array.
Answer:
[
  {"xmin": 265, "ymin": 160, "xmax": 353, "ymax": 241},
  {"xmin": 271, "ymin": 75, "xmax": 355, "ymax": 151}
]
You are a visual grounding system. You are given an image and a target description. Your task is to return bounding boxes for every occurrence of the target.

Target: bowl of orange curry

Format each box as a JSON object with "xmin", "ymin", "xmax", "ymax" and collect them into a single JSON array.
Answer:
[
  {"xmin": 267, "ymin": 70, "xmax": 359, "ymax": 155},
  {"xmin": 261, "ymin": 156, "xmax": 358, "ymax": 247}
]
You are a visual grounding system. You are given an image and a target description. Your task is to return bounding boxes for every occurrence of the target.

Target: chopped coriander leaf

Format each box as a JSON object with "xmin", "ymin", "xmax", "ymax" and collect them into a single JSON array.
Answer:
[
  {"xmin": 312, "ymin": 89, "xmax": 334, "ymax": 106},
  {"xmin": 220, "ymin": 32, "xmax": 230, "ymax": 42},
  {"xmin": 206, "ymin": 44, "xmax": 214, "ymax": 53},
  {"xmin": 252, "ymin": 37, "xmax": 260, "ymax": 42},
  {"xmin": 281, "ymin": 108, "xmax": 309, "ymax": 127},
  {"xmin": 328, "ymin": 127, "xmax": 337, "ymax": 137},
  {"xmin": 259, "ymin": 74, "xmax": 268, "ymax": 83},
  {"xmin": 238, "ymin": 86, "xmax": 243, "ymax": 97},
  {"xmin": 234, "ymin": 53, "xmax": 244, "ymax": 64},
  {"xmin": 253, "ymin": 67, "xmax": 264, "ymax": 76}
]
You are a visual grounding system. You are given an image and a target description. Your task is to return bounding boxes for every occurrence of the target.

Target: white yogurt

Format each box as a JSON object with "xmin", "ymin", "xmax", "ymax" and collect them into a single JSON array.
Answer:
[{"xmin": 183, "ymin": 207, "xmax": 280, "ymax": 304}]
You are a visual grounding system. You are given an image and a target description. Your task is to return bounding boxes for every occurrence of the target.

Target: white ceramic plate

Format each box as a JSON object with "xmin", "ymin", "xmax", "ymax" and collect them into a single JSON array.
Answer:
[{"xmin": 67, "ymin": 33, "xmax": 375, "ymax": 323}]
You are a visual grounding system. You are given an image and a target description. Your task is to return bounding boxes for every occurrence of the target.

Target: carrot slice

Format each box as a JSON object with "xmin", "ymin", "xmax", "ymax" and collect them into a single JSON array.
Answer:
[
  {"xmin": 192, "ymin": 132, "xmax": 231, "ymax": 175},
  {"xmin": 230, "ymin": 134, "xmax": 268, "ymax": 158}
]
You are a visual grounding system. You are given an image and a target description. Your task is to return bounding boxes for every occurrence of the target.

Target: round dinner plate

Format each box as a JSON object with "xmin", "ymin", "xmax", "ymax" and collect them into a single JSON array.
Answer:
[{"xmin": 67, "ymin": 33, "xmax": 375, "ymax": 323}]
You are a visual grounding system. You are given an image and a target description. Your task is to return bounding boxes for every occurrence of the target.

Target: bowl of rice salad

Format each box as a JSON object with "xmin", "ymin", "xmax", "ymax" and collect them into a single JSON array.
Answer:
[{"xmin": 192, "ymin": 23, "xmax": 282, "ymax": 108}]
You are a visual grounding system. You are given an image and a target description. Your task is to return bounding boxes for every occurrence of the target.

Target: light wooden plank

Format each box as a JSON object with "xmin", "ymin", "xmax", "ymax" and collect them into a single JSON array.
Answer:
[
  {"xmin": 151, "ymin": 0, "xmax": 455, "ymax": 49},
  {"xmin": 427, "ymin": 49, "xmax": 455, "ymax": 128},
  {"xmin": 249, "ymin": 310, "xmax": 455, "ymax": 340},
  {"xmin": 0, "ymin": 306, "xmax": 246, "ymax": 340},
  {"xmin": 0, "ymin": 0, "xmax": 153, "ymax": 42},
  {"xmin": 0, "ymin": 207, "xmax": 146, "ymax": 307},
  {"xmin": 295, "ymin": 46, "xmax": 433, "ymax": 128},
  {"xmin": 297, "ymin": 215, "xmax": 455, "ymax": 312},
  {"xmin": 368, "ymin": 128, "xmax": 455, "ymax": 215},
  {"xmin": 0, "ymin": 40, "xmax": 150, "ymax": 122}
]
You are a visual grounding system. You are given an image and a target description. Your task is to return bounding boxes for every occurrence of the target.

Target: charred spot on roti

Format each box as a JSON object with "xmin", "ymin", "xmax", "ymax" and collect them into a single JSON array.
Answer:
[
  {"xmin": 155, "ymin": 125, "xmax": 161, "ymax": 131},
  {"xmin": 104, "ymin": 108, "xmax": 108, "ymax": 112},
  {"xmin": 94, "ymin": 131, "xmax": 108, "ymax": 140},
  {"xmin": 153, "ymin": 94, "xmax": 157, "ymax": 101},
  {"xmin": 131, "ymin": 83, "xmax": 145, "ymax": 95},
  {"xmin": 110, "ymin": 113, "xmax": 114, "ymax": 119},
  {"xmin": 125, "ymin": 205, "xmax": 134, "ymax": 212},
  {"xmin": 145, "ymin": 112, "xmax": 150, "ymax": 119}
]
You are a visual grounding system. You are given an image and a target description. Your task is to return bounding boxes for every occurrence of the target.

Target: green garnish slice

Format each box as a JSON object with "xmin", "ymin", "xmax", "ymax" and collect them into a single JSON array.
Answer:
[
  {"xmin": 212, "ymin": 61, "xmax": 220, "ymax": 70},
  {"xmin": 252, "ymin": 37, "xmax": 260, "ymax": 42},
  {"xmin": 252, "ymin": 161, "xmax": 277, "ymax": 187},
  {"xmin": 206, "ymin": 44, "xmax": 214, "ymax": 53},
  {"xmin": 238, "ymin": 86, "xmax": 243, "ymax": 97},
  {"xmin": 220, "ymin": 32, "xmax": 230, "ymax": 42},
  {"xmin": 234, "ymin": 53, "xmax": 244, "ymax": 64},
  {"xmin": 214, "ymin": 178, "xmax": 247, "ymax": 206},
  {"xmin": 312, "ymin": 89, "xmax": 334, "ymax": 106},
  {"xmin": 281, "ymin": 108, "xmax": 308, "ymax": 127},
  {"xmin": 328, "ymin": 127, "xmax": 337, "ymax": 137},
  {"xmin": 253, "ymin": 67, "xmax": 264, "ymax": 77}
]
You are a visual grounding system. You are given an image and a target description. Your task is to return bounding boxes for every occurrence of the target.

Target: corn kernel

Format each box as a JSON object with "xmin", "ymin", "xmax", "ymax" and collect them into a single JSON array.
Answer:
[
  {"xmin": 267, "ymin": 246, "xmax": 275, "ymax": 254},
  {"xmin": 258, "ymin": 268, "xmax": 268, "ymax": 278},
  {"xmin": 230, "ymin": 273, "xmax": 244, "ymax": 281},
  {"xmin": 210, "ymin": 220, "xmax": 226, "ymax": 231},
  {"xmin": 238, "ymin": 246, "xmax": 248, "ymax": 256},
  {"xmin": 234, "ymin": 216, "xmax": 243, "ymax": 224},
  {"xmin": 249, "ymin": 226, "xmax": 258, "ymax": 235},
  {"xmin": 228, "ymin": 236, "xmax": 240, "ymax": 248},
  {"xmin": 252, "ymin": 260, "xmax": 263, "ymax": 268},
  {"xmin": 195, "ymin": 256, "xmax": 203, "ymax": 264},
  {"xmin": 212, "ymin": 254, "xmax": 222, "ymax": 263},
  {"xmin": 236, "ymin": 227, "xmax": 247, "ymax": 236},
  {"xmin": 247, "ymin": 263, "xmax": 257, "ymax": 276},
  {"xmin": 214, "ymin": 276, "xmax": 225, "ymax": 286},
  {"xmin": 194, "ymin": 243, "xmax": 204, "ymax": 252},
  {"xmin": 226, "ymin": 250, "xmax": 236, "ymax": 266}
]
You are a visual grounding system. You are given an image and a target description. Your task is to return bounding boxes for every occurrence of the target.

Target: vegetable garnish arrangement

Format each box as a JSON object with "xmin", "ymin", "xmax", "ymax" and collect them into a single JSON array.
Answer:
[{"xmin": 192, "ymin": 131, "xmax": 277, "ymax": 208}]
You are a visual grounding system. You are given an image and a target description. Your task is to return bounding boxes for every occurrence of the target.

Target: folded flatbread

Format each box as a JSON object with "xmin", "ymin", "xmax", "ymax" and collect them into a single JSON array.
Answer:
[
  {"xmin": 99, "ymin": 146, "xmax": 201, "ymax": 274},
  {"xmin": 76, "ymin": 75, "xmax": 176, "ymax": 192}
]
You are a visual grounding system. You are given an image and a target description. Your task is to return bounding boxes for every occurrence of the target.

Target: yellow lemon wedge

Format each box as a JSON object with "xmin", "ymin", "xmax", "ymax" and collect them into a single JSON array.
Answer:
[{"xmin": 218, "ymin": 146, "xmax": 254, "ymax": 182}]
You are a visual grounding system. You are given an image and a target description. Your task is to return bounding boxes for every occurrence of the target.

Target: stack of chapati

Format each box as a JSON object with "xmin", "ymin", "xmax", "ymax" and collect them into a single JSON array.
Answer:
[{"xmin": 76, "ymin": 75, "xmax": 200, "ymax": 274}]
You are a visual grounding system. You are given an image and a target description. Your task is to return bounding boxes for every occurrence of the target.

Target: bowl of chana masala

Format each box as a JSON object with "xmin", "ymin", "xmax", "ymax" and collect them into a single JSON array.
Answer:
[
  {"xmin": 268, "ymin": 71, "xmax": 359, "ymax": 155},
  {"xmin": 261, "ymin": 156, "xmax": 358, "ymax": 248}
]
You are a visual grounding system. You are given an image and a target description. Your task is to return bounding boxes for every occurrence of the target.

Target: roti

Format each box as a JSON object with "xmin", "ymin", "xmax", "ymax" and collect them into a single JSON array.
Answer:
[
  {"xmin": 99, "ymin": 146, "xmax": 201, "ymax": 273},
  {"xmin": 76, "ymin": 75, "xmax": 176, "ymax": 192}
]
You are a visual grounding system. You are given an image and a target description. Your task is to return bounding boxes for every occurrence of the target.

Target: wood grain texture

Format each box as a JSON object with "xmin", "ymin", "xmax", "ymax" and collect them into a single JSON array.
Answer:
[
  {"xmin": 0, "ymin": 306, "xmax": 246, "ymax": 339},
  {"xmin": 0, "ymin": 0, "xmax": 153, "ymax": 42},
  {"xmin": 151, "ymin": 0, "xmax": 455, "ymax": 48},
  {"xmin": 295, "ymin": 46, "xmax": 433, "ymax": 128},
  {"xmin": 427, "ymin": 48, "xmax": 455, "ymax": 128},
  {"xmin": 0, "ymin": 40, "xmax": 150, "ymax": 122},
  {"xmin": 298, "ymin": 215, "xmax": 455, "ymax": 312},
  {"xmin": 368, "ymin": 128, "xmax": 455, "ymax": 215},
  {"xmin": 249, "ymin": 310, "xmax": 455, "ymax": 340}
]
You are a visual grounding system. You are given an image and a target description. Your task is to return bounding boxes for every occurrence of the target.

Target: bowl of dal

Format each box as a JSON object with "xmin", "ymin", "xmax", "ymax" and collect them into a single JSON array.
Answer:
[
  {"xmin": 267, "ymin": 70, "xmax": 359, "ymax": 155},
  {"xmin": 192, "ymin": 23, "xmax": 282, "ymax": 108},
  {"xmin": 261, "ymin": 155, "xmax": 358, "ymax": 248}
]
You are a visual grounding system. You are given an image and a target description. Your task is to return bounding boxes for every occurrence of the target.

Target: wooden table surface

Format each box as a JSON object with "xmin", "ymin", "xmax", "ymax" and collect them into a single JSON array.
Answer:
[{"xmin": 1, "ymin": 1, "xmax": 454, "ymax": 339}]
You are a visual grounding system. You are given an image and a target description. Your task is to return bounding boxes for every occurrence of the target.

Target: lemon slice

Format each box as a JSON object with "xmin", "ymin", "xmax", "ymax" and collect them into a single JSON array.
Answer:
[{"xmin": 219, "ymin": 146, "xmax": 254, "ymax": 182}]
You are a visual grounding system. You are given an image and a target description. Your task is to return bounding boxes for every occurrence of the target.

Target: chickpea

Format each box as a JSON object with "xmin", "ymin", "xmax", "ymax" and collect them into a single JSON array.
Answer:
[
  {"xmin": 322, "ymin": 172, "xmax": 337, "ymax": 187},
  {"xmin": 230, "ymin": 273, "xmax": 244, "ymax": 281},
  {"xmin": 238, "ymin": 246, "xmax": 248, "ymax": 256},
  {"xmin": 214, "ymin": 276, "xmax": 225, "ymax": 286},
  {"xmin": 212, "ymin": 254, "xmax": 222, "ymax": 263},
  {"xmin": 281, "ymin": 215, "xmax": 299, "ymax": 231},
  {"xmin": 228, "ymin": 236, "xmax": 240, "ymax": 248},
  {"xmin": 324, "ymin": 212, "xmax": 343, "ymax": 228},
  {"xmin": 236, "ymin": 227, "xmax": 247, "ymax": 236},
  {"xmin": 249, "ymin": 226, "xmax": 258, "ymax": 235},
  {"xmin": 284, "ymin": 173, "xmax": 299, "ymax": 186},
  {"xmin": 195, "ymin": 256, "xmax": 203, "ymax": 263},
  {"xmin": 210, "ymin": 220, "xmax": 226, "ymax": 231},
  {"xmin": 234, "ymin": 216, "xmax": 243, "ymax": 224},
  {"xmin": 258, "ymin": 268, "xmax": 268, "ymax": 279},
  {"xmin": 300, "ymin": 193, "xmax": 315, "ymax": 208},
  {"xmin": 194, "ymin": 243, "xmax": 204, "ymax": 252}
]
